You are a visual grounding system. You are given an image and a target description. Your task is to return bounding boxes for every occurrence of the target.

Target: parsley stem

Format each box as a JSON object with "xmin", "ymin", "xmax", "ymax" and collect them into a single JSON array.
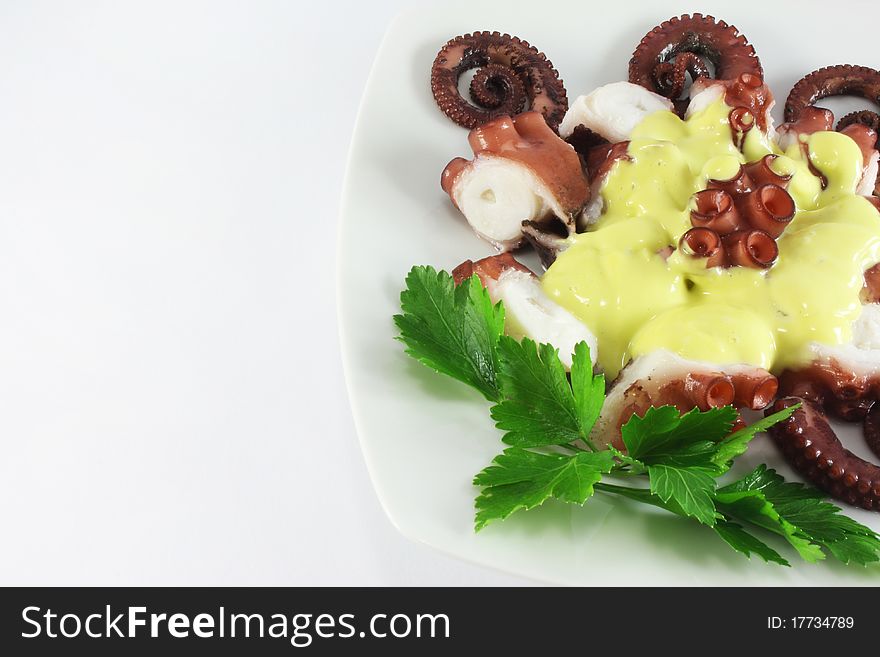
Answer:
[
  {"xmin": 571, "ymin": 438, "xmax": 599, "ymax": 452},
  {"xmin": 594, "ymin": 482, "xmax": 667, "ymax": 510},
  {"xmin": 568, "ymin": 439, "xmax": 595, "ymax": 452},
  {"xmin": 607, "ymin": 468, "xmax": 643, "ymax": 476}
]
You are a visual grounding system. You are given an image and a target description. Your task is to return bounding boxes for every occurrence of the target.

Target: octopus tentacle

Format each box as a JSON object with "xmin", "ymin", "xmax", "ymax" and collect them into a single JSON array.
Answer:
[
  {"xmin": 629, "ymin": 14, "xmax": 762, "ymax": 115},
  {"xmin": 680, "ymin": 227, "xmax": 725, "ymax": 268},
  {"xmin": 775, "ymin": 106, "xmax": 833, "ymax": 155},
  {"xmin": 744, "ymin": 154, "xmax": 792, "ymax": 189},
  {"xmin": 580, "ymin": 140, "xmax": 631, "ymax": 185},
  {"xmin": 723, "ymin": 229, "xmax": 777, "ymax": 269},
  {"xmin": 777, "ymin": 361, "xmax": 880, "ymax": 421},
  {"xmin": 431, "ymin": 32, "xmax": 568, "ymax": 130},
  {"xmin": 728, "ymin": 106, "xmax": 755, "ymax": 139},
  {"xmin": 838, "ymin": 122, "xmax": 880, "ymax": 196},
  {"xmin": 692, "ymin": 73, "xmax": 774, "ymax": 137},
  {"xmin": 767, "ymin": 397, "xmax": 880, "ymax": 510},
  {"xmin": 596, "ymin": 352, "xmax": 776, "ymax": 449},
  {"xmin": 838, "ymin": 122, "xmax": 879, "ymax": 159},
  {"xmin": 441, "ymin": 112, "xmax": 589, "ymax": 250},
  {"xmin": 452, "ymin": 254, "xmax": 599, "ymax": 371},
  {"xmin": 652, "ymin": 52, "xmax": 710, "ymax": 100},
  {"xmin": 827, "ymin": 398, "xmax": 876, "ymax": 422},
  {"xmin": 838, "ymin": 109, "xmax": 880, "ymax": 137},
  {"xmin": 741, "ymin": 184, "xmax": 795, "ymax": 238},
  {"xmin": 451, "ymin": 252, "xmax": 530, "ymax": 286},
  {"xmin": 731, "ymin": 372, "xmax": 778, "ymax": 409},
  {"xmin": 564, "ymin": 125, "xmax": 608, "ymax": 162},
  {"xmin": 690, "ymin": 189, "xmax": 741, "ymax": 234},
  {"xmin": 864, "ymin": 403, "xmax": 880, "ymax": 460},
  {"xmin": 707, "ymin": 164, "xmax": 752, "ymax": 196},
  {"xmin": 682, "ymin": 373, "xmax": 735, "ymax": 409},
  {"xmin": 863, "ymin": 263, "xmax": 880, "ymax": 303},
  {"xmin": 682, "ymin": 169, "xmax": 794, "ymax": 269},
  {"xmin": 521, "ymin": 219, "xmax": 571, "ymax": 268},
  {"xmin": 469, "ymin": 63, "xmax": 526, "ymax": 112},
  {"xmin": 784, "ymin": 64, "xmax": 880, "ymax": 124}
]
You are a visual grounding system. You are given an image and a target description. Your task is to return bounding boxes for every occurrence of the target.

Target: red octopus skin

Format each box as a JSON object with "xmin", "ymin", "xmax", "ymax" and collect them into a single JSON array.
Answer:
[
  {"xmin": 651, "ymin": 51, "xmax": 709, "ymax": 101},
  {"xmin": 431, "ymin": 32, "xmax": 568, "ymax": 130},
  {"xmin": 838, "ymin": 110, "xmax": 880, "ymax": 140},
  {"xmin": 694, "ymin": 74, "xmax": 775, "ymax": 136},
  {"xmin": 585, "ymin": 141, "xmax": 631, "ymax": 184},
  {"xmin": 864, "ymin": 403, "xmax": 880, "ymax": 460},
  {"xmin": 862, "ymin": 404, "xmax": 880, "ymax": 458},
  {"xmin": 767, "ymin": 397, "xmax": 880, "ymax": 511},
  {"xmin": 440, "ymin": 112, "xmax": 591, "ymax": 239},
  {"xmin": 744, "ymin": 154, "xmax": 792, "ymax": 190},
  {"xmin": 629, "ymin": 14, "xmax": 762, "ymax": 115},
  {"xmin": 863, "ymin": 264, "xmax": 880, "ymax": 303},
  {"xmin": 838, "ymin": 123, "xmax": 879, "ymax": 166},
  {"xmin": 783, "ymin": 65, "xmax": 880, "ymax": 196},
  {"xmin": 451, "ymin": 252, "xmax": 529, "ymax": 286},
  {"xmin": 777, "ymin": 360, "xmax": 880, "ymax": 421},
  {"xmin": 777, "ymin": 106, "xmax": 834, "ymax": 141},
  {"xmin": 563, "ymin": 125, "xmax": 608, "ymax": 164},
  {"xmin": 681, "ymin": 167, "xmax": 795, "ymax": 269},
  {"xmin": 784, "ymin": 64, "xmax": 880, "ymax": 123}
]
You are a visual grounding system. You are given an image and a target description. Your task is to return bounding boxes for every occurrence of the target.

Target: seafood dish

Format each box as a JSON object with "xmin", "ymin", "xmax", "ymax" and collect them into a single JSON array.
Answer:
[{"xmin": 430, "ymin": 14, "xmax": 880, "ymax": 512}]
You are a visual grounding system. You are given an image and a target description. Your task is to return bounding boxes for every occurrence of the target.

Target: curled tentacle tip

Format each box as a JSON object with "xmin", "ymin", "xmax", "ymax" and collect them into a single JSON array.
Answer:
[
  {"xmin": 837, "ymin": 109, "xmax": 880, "ymax": 142},
  {"xmin": 431, "ymin": 32, "xmax": 568, "ymax": 130},
  {"xmin": 729, "ymin": 107, "xmax": 755, "ymax": 133},
  {"xmin": 785, "ymin": 64, "xmax": 880, "ymax": 123},
  {"xmin": 629, "ymin": 14, "xmax": 762, "ymax": 115}
]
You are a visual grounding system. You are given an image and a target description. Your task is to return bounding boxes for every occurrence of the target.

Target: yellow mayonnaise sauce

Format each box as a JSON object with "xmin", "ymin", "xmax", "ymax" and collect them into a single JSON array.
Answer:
[{"xmin": 541, "ymin": 99, "xmax": 880, "ymax": 378}]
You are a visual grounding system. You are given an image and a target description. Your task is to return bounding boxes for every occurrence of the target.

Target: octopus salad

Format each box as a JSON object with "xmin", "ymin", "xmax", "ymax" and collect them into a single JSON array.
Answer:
[{"xmin": 429, "ymin": 14, "xmax": 880, "ymax": 512}]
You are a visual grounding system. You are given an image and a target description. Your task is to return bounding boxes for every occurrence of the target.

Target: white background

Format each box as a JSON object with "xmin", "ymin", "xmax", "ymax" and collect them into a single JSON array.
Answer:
[{"xmin": 0, "ymin": 0, "xmax": 526, "ymax": 585}]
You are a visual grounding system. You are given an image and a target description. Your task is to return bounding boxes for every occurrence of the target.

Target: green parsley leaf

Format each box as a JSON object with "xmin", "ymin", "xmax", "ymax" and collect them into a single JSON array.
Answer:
[
  {"xmin": 619, "ymin": 406, "xmax": 739, "ymax": 525},
  {"xmin": 713, "ymin": 520, "xmax": 790, "ymax": 566},
  {"xmin": 491, "ymin": 337, "xmax": 580, "ymax": 447},
  {"xmin": 394, "ymin": 267, "xmax": 504, "ymax": 401},
  {"xmin": 620, "ymin": 405, "xmax": 681, "ymax": 458},
  {"xmin": 622, "ymin": 406, "xmax": 738, "ymax": 464},
  {"xmin": 714, "ymin": 487, "xmax": 825, "ymax": 562},
  {"xmin": 571, "ymin": 342, "xmax": 605, "ymax": 444},
  {"xmin": 648, "ymin": 464, "xmax": 719, "ymax": 526},
  {"xmin": 490, "ymin": 338, "xmax": 603, "ymax": 448},
  {"xmin": 717, "ymin": 463, "xmax": 814, "ymax": 498},
  {"xmin": 711, "ymin": 404, "xmax": 800, "ymax": 471},
  {"xmin": 473, "ymin": 448, "xmax": 615, "ymax": 531},
  {"xmin": 718, "ymin": 465, "xmax": 880, "ymax": 565},
  {"xmin": 608, "ymin": 446, "xmax": 647, "ymax": 474}
]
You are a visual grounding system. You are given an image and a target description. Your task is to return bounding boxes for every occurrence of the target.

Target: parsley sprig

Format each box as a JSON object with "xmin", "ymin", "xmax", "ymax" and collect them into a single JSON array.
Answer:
[{"xmin": 394, "ymin": 266, "xmax": 880, "ymax": 567}]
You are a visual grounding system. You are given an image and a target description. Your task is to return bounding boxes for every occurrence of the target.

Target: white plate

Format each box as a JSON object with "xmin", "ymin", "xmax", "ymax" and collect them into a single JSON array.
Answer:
[{"xmin": 338, "ymin": 0, "xmax": 880, "ymax": 584}]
